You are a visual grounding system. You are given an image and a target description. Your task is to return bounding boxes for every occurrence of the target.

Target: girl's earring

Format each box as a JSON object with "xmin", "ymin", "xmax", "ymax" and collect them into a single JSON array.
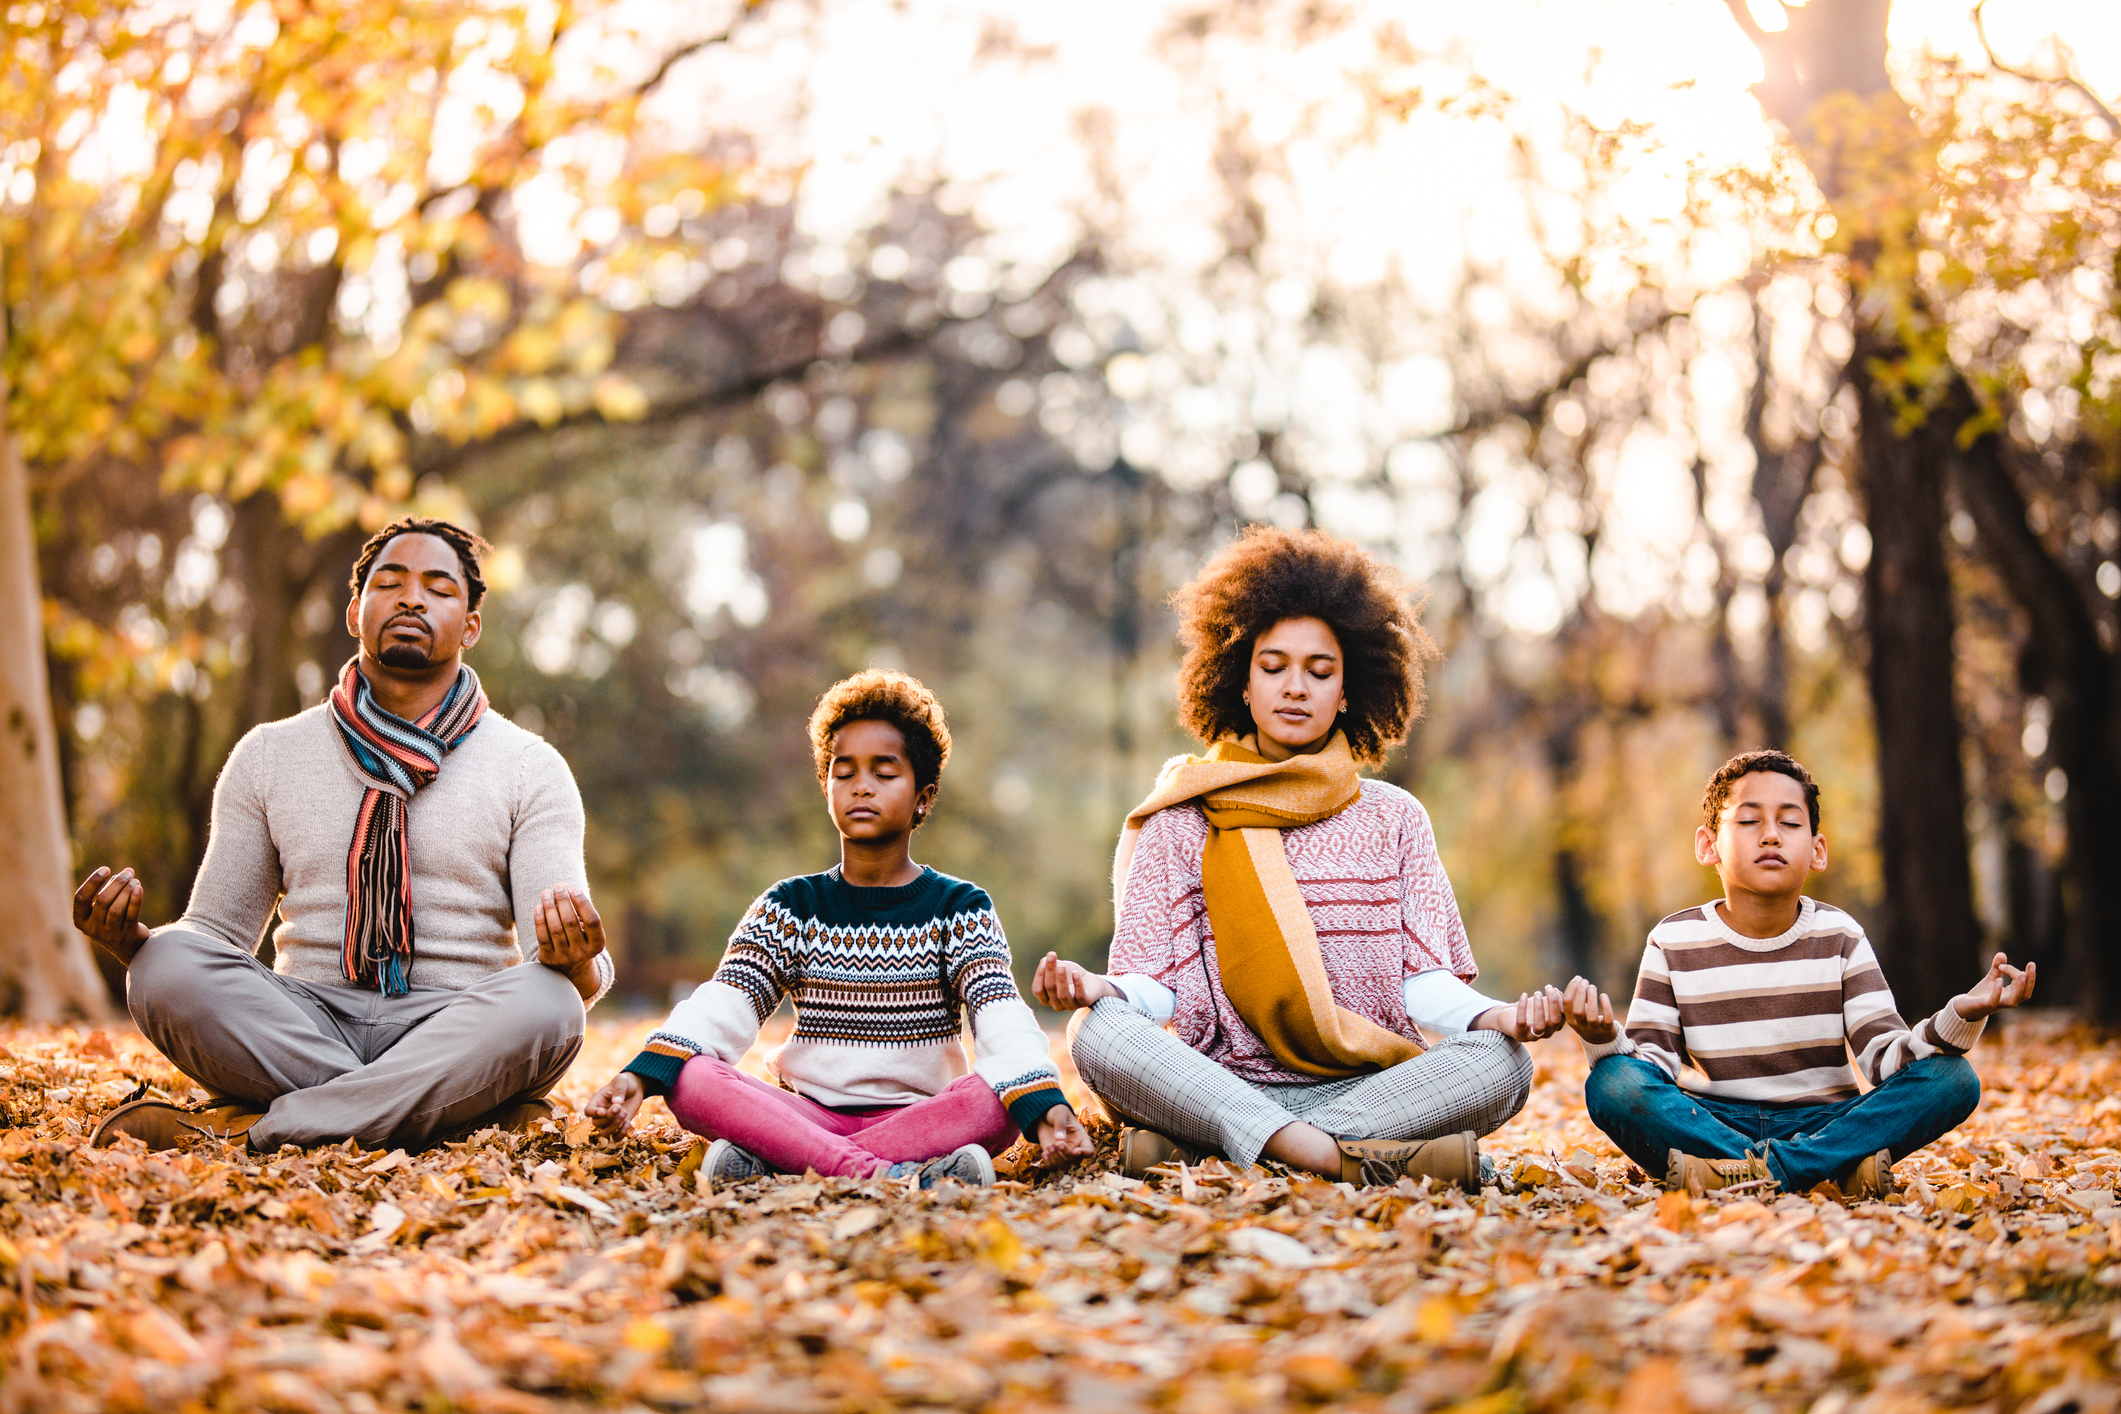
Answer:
[{"xmin": 1338, "ymin": 702, "xmax": 1346, "ymax": 712}]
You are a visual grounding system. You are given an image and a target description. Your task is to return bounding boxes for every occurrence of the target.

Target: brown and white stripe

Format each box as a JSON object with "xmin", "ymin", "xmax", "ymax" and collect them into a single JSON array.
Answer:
[{"xmin": 1586, "ymin": 897, "xmax": 1983, "ymax": 1105}]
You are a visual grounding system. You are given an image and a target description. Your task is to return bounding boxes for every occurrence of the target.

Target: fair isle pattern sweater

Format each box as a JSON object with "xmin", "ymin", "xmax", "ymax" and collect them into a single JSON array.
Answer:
[
  {"xmin": 623, "ymin": 868, "xmax": 1066, "ymax": 1131},
  {"xmin": 1107, "ymin": 778, "xmax": 1479, "ymax": 1086},
  {"xmin": 1584, "ymin": 897, "xmax": 1984, "ymax": 1105}
]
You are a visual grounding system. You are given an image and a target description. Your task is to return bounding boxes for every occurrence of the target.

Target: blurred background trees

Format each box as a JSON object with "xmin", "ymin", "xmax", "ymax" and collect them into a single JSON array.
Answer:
[{"xmin": 7, "ymin": 0, "xmax": 2117, "ymax": 1022}]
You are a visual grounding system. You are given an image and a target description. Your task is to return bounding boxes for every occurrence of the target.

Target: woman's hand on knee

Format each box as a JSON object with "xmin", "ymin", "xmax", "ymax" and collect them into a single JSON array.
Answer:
[
  {"xmin": 586, "ymin": 1072, "xmax": 644, "ymax": 1132},
  {"xmin": 1033, "ymin": 1102, "xmax": 1095, "ymax": 1164},
  {"xmin": 1033, "ymin": 953, "xmax": 1121, "ymax": 1010},
  {"xmin": 1474, "ymin": 986, "xmax": 1566, "ymax": 1042}
]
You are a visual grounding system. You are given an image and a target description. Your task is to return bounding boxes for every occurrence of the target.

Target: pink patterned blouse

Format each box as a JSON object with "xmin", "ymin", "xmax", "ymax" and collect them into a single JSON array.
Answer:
[{"xmin": 1106, "ymin": 778, "xmax": 1479, "ymax": 1085}]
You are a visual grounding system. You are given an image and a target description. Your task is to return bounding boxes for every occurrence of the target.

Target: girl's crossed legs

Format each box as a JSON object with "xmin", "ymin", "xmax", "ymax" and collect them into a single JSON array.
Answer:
[{"xmin": 667, "ymin": 1056, "xmax": 1019, "ymax": 1178}]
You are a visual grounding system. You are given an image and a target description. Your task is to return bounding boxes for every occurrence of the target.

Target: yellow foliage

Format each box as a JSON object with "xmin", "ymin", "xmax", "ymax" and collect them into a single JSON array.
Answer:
[{"xmin": 2, "ymin": 0, "xmax": 744, "ymax": 538}]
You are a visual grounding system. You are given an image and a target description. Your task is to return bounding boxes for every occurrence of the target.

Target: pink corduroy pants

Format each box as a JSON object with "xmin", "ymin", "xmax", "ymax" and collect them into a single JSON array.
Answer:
[{"xmin": 666, "ymin": 1055, "xmax": 1020, "ymax": 1178}]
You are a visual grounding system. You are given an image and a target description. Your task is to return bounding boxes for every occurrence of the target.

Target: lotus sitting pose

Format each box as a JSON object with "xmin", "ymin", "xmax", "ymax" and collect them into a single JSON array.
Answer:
[{"xmin": 1036, "ymin": 527, "xmax": 1565, "ymax": 1189}]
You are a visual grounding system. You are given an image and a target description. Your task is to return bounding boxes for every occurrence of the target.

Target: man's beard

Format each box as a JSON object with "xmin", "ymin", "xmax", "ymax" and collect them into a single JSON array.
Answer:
[{"xmin": 378, "ymin": 641, "xmax": 434, "ymax": 670}]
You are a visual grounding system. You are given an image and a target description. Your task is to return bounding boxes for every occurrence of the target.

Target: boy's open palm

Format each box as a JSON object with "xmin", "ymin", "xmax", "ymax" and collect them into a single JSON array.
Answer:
[
  {"xmin": 587, "ymin": 1072, "xmax": 645, "ymax": 1132},
  {"xmin": 1035, "ymin": 1103, "xmax": 1094, "ymax": 1165},
  {"xmin": 1955, "ymin": 952, "xmax": 2036, "ymax": 1021},
  {"xmin": 1562, "ymin": 976, "xmax": 1620, "ymax": 1045}
]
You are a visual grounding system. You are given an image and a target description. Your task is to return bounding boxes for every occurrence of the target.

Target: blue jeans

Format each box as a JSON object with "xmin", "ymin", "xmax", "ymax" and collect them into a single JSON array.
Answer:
[{"xmin": 1584, "ymin": 1053, "xmax": 1980, "ymax": 1191}]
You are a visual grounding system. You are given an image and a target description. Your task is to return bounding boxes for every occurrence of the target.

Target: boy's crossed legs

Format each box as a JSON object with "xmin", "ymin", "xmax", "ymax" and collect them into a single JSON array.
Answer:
[
  {"xmin": 1586, "ymin": 1053, "xmax": 1981, "ymax": 1193},
  {"xmin": 668, "ymin": 1056, "xmax": 1019, "ymax": 1179}
]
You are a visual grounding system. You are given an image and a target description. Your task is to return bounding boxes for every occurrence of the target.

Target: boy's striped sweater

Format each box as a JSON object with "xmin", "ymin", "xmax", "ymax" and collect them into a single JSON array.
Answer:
[
  {"xmin": 622, "ymin": 866, "xmax": 1067, "ymax": 1133},
  {"xmin": 1585, "ymin": 896, "xmax": 1984, "ymax": 1105}
]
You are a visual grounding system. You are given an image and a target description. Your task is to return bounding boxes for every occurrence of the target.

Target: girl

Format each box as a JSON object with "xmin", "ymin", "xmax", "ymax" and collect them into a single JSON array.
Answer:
[
  {"xmin": 1036, "ymin": 528, "xmax": 1562, "ymax": 1188},
  {"xmin": 587, "ymin": 671, "xmax": 1091, "ymax": 1185}
]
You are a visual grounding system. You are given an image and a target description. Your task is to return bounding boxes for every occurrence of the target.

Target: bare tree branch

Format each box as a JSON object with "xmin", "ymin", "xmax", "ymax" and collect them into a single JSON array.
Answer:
[
  {"xmin": 1972, "ymin": 0, "xmax": 2119, "ymax": 135},
  {"xmin": 633, "ymin": 4, "xmax": 764, "ymax": 100}
]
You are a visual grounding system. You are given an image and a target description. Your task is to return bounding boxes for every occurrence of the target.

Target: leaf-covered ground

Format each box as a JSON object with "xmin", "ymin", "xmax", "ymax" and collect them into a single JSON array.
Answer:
[{"xmin": 2, "ymin": 1017, "xmax": 2118, "ymax": 1413}]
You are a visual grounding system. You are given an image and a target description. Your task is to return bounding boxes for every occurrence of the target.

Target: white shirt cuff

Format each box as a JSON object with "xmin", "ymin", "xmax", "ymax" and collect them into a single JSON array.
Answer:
[
  {"xmin": 1107, "ymin": 972, "xmax": 1176, "ymax": 1023},
  {"xmin": 1928, "ymin": 998, "xmax": 1986, "ymax": 1052},
  {"xmin": 1402, "ymin": 968, "xmax": 1505, "ymax": 1035}
]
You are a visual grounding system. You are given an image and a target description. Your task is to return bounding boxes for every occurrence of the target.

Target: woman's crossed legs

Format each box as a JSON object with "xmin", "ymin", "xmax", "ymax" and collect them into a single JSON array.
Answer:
[{"xmin": 1070, "ymin": 997, "xmax": 1532, "ymax": 1170}]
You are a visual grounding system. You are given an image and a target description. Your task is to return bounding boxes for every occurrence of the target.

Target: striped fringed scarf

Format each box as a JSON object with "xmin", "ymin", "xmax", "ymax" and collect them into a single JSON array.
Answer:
[{"xmin": 328, "ymin": 659, "xmax": 488, "ymax": 995}]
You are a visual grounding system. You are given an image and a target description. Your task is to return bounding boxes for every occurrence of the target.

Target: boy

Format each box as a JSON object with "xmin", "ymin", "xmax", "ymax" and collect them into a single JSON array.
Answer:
[
  {"xmin": 1562, "ymin": 749, "xmax": 2034, "ymax": 1198},
  {"xmin": 585, "ymin": 670, "xmax": 1093, "ymax": 1187}
]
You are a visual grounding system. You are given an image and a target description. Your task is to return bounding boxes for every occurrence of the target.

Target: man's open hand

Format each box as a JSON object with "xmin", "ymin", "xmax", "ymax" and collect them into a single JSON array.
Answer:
[
  {"xmin": 1032, "ymin": 952, "xmax": 1121, "ymax": 1011},
  {"xmin": 1034, "ymin": 1102, "xmax": 1094, "ymax": 1165},
  {"xmin": 586, "ymin": 1072, "xmax": 645, "ymax": 1132},
  {"xmin": 535, "ymin": 886, "xmax": 607, "ymax": 969},
  {"xmin": 1953, "ymin": 952, "xmax": 2036, "ymax": 1022},
  {"xmin": 1561, "ymin": 976, "xmax": 1620, "ymax": 1045},
  {"xmin": 74, "ymin": 866, "xmax": 150, "ymax": 965}
]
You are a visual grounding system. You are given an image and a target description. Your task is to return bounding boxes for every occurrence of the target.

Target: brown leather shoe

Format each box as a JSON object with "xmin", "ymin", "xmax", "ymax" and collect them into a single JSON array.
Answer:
[
  {"xmin": 91, "ymin": 1099, "xmax": 263, "ymax": 1151},
  {"xmin": 1842, "ymin": 1148, "xmax": 1895, "ymax": 1200},
  {"xmin": 1666, "ymin": 1148, "xmax": 1778, "ymax": 1198},
  {"xmin": 1118, "ymin": 1126, "xmax": 1197, "ymax": 1177},
  {"xmin": 1338, "ymin": 1131, "xmax": 1479, "ymax": 1190}
]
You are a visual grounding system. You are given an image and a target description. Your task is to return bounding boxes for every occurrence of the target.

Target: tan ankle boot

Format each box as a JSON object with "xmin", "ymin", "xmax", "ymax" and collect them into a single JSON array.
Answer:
[
  {"xmin": 1118, "ymin": 1126, "xmax": 1197, "ymax": 1177},
  {"xmin": 1666, "ymin": 1148, "xmax": 1778, "ymax": 1198},
  {"xmin": 1842, "ymin": 1148, "xmax": 1895, "ymax": 1200},
  {"xmin": 91, "ymin": 1099, "xmax": 263, "ymax": 1151},
  {"xmin": 1337, "ymin": 1131, "xmax": 1479, "ymax": 1191}
]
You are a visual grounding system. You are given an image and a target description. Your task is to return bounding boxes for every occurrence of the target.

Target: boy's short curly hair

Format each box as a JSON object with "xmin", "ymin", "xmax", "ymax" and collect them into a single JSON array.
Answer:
[
  {"xmin": 1702, "ymin": 749, "xmax": 1820, "ymax": 833},
  {"xmin": 349, "ymin": 516, "xmax": 493, "ymax": 610},
  {"xmin": 809, "ymin": 670, "xmax": 953, "ymax": 798},
  {"xmin": 1171, "ymin": 527, "xmax": 1439, "ymax": 767}
]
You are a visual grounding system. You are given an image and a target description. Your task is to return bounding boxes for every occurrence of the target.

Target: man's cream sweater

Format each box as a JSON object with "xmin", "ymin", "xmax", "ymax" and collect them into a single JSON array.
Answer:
[{"xmin": 175, "ymin": 702, "xmax": 612, "ymax": 1002}]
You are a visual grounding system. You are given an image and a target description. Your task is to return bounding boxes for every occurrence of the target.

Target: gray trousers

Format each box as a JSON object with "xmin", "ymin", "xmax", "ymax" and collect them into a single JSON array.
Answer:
[
  {"xmin": 1070, "ymin": 998, "xmax": 1534, "ymax": 1167},
  {"xmin": 127, "ymin": 926, "xmax": 585, "ymax": 1151}
]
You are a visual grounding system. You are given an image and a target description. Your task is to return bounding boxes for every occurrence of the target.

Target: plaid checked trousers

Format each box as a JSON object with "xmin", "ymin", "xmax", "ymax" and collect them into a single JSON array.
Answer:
[{"xmin": 1070, "ymin": 998, "xmax": 1534, "ymax": 1167}]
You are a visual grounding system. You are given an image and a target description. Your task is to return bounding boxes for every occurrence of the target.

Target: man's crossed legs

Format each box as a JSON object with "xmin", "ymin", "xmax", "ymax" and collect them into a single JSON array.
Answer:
[{"xmin": 114, "ymin": 926, "xmax": 584, "ymax": 1152}]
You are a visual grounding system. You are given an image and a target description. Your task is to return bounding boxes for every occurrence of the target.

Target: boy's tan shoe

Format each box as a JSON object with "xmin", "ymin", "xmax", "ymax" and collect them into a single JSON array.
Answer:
[
  {"xmin": 1338, "ymin": 1131, "xmax": 1480, "ymax": 1191},
  {"xmin": 1118, "ymin": 1125, "xmax": 1198, "ymax": 1177},
  {"xmin": 91, "ymin": 1099, "xmax": 263, "ymax": 1151},
  {"xmin": 1842, "ymin": 1148, "xmax": 1895, "ymax": 1200},
  {"xmin": 1667, "ymin": 1148, "xmax": 1778, "ymax": 1198}
]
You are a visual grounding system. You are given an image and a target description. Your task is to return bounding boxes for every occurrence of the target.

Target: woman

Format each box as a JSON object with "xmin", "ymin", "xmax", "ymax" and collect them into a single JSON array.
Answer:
[{"xmin": 1035, "ymin": 527, "xmax": 1561, "ymax": 1189}]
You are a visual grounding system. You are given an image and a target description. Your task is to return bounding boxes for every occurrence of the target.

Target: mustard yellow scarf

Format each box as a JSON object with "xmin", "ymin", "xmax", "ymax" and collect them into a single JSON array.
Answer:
[{"xmin": 1114, "ymin": 733, "xmax": 1425, "ymax": 1078}]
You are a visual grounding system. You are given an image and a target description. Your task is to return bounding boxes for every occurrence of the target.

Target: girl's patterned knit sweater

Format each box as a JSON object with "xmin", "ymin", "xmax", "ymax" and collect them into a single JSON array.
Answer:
[{"xmin": 622, "ymin": 867, "xmax": 1066, "ymax": 1133}]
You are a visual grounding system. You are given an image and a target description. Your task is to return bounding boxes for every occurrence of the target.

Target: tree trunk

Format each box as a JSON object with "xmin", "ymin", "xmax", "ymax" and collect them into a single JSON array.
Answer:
[
  {"xmin": 1727, "ymin": 0, "xmax": 1982, "ymax": 1016},
  {"xmin": 0, "ymin": 422, "xmax": 110, "ymax": 1018},
  {"xmin": 1952, "ymin": 429, "xmax": 2121, "ymax": 1019},
  {"xmin": 1844, "ymin": 328, "xmax": 1983, "ymax": 1016}
]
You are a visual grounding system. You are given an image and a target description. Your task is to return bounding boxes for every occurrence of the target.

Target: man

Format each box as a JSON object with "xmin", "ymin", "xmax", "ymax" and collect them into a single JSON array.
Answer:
[{"xmin": 78, "ymin": 517, "xmax": 613, "ymax": 1152}]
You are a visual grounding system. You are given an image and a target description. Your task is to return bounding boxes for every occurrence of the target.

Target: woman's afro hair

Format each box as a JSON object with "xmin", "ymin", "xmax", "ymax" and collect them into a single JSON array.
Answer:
[
  {"xmin": 808, "ymin": 670, "xmax": 953, "ymax": 799},
  {"xmin": 1171, "ymin": 526, "xmax": 1438, "ymax": 767}
]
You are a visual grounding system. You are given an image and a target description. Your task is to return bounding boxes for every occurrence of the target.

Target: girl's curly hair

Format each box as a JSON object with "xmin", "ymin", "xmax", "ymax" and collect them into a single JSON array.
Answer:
[
  {"xmin": 1171, "ymin": 527, "xmax": 1438, "ymax": 767},
  {"xmin": 808, "ymin": 670, "xmax": 953, "ymax": 800}
]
